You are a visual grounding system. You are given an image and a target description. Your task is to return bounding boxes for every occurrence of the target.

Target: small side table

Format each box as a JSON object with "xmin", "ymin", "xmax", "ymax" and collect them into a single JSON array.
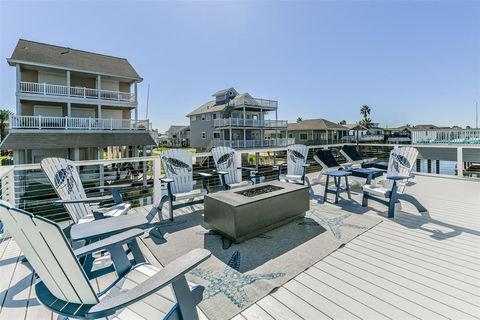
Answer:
[{"xmin": 322, "ymin": 170, "xmax": 352, "ymax": 204}]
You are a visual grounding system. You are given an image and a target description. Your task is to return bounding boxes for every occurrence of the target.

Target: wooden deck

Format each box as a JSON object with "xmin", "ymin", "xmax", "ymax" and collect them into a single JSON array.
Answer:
[{"xmin": 1, "ymin": 173, "xmax": 479, "ymax": 320}]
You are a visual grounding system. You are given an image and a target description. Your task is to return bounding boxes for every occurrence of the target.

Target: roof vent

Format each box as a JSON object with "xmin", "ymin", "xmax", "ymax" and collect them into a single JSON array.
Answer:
[{"xmin": 61, "ymin": 48, "xmax": 71, "ymax": 55}]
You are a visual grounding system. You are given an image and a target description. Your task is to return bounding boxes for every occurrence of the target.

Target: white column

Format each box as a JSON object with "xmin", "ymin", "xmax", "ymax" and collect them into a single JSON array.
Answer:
[
  {"xmin": 97, "ymin": 104, "xmax": 102, "ymax": 118},
  {"xmin": 98, "ymin": 147, "xmax": 105, "ymax": 190},
  {"xmin": 134, "ymin": 82, "xmax": 138, "ymax": 121},
  {"xmin": 457, "ymin": 147, "xmax": 464, "ymax": 177},
  {"xmin": 16, "ymin": 64, "xmax": 21, "ymax": 115},
  {"xmin": 73, "ymin": 148, "xmax": 80, "ymax": 161},
  {"xmin": 67, "ymin": 102, "xmax": 71, "ymax": 117},
  {"xmin": 97, "ymin": 75, "xmax": 101, "ymax": 98},
  {"xmin": 67, "ymin": 70, "xmax": 71, "ymax": 97},
  {"xmin": 243, "ymin": 107, "xmax": 246, "ymax": 148},
  {"xmin": 234, "ymin": 151, "xmax": 242, "ymax": 182}
]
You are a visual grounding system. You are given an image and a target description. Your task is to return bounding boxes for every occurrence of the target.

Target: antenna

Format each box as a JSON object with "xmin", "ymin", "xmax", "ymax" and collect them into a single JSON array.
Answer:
[{"xmin": 145, "ymin": 84, "xmax": 150, "ymax": 119}]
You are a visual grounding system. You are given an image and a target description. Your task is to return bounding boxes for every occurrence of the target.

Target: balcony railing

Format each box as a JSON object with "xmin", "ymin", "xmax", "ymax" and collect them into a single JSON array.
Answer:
[
  {"xmin": 230, "ymin": 95, "xmax": 278, "ymax": 109},
  {"xmin": 213, "ymin": 118, "xmax": 288, "ymax": 128},
  {"xmin": 412, "ymin": 129, "xmax": 480, "ymax": 144},
  {"xmin": 211, "ymin": 138, "xmax": 295, "ymax": 149},
  {"xmin": 19, "ymin": 81, "xmax": 135, "ymax": 102},
  {"xmin": 10, "ymin": 115, "xmax": 150, "ymax": 131}
]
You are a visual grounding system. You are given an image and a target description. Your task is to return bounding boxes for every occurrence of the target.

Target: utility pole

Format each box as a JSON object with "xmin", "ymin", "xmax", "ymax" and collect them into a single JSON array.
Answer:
[{"xmin": 476, "ymin": 102, "xmax": 478, "ymax": 129}]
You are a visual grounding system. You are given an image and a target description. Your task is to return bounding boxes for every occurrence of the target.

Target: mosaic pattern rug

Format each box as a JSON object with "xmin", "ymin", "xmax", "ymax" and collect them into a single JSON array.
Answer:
[{"xmin": 142, "ymin": 201, "xmax": 381, "ymax": 320}]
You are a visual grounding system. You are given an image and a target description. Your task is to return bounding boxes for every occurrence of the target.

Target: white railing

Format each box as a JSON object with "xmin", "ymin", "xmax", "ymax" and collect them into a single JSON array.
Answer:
[
  {"xmin": 213, "ymin": 118, "xmax": 288, "ymax": 128},
  {"xmin": 231, "ymin": 95, "xmax": 278, "ymax": 109},
  {"xmin": 211, "ymin": 138, "xmax": 295, "ymax": 148},
  {"xmin": 19, "ymin": 81, "xmax": 135, "ymax": 102},
  {"xmin": 412, "ymin": 129, "xmax": 480, "ymax": 144},
  {"xmin": 10, "ymin": 115, "xmax": 150, "ymax": 131}
]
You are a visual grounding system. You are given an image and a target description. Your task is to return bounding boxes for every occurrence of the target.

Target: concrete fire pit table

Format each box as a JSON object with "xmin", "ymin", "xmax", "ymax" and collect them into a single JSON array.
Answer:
[{"xmin": 204, "ymin": 180, "xmax": 310, "ymax": 243}]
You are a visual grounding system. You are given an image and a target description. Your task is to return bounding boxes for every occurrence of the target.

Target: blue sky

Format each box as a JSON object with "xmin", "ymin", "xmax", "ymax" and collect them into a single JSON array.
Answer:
[{"xmin": 1, "ymin": 1, "xmax": 479, "ymax": 131}]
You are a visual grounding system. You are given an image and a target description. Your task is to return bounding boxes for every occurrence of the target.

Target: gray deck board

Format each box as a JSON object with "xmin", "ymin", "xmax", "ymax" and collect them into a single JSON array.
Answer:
[{"xmin": 0, "ymin": 174, "xmax": 479, "ymax": 319}]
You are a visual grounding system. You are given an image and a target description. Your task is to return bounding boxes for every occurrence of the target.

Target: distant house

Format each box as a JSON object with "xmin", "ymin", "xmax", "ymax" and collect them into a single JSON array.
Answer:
[
  {"xmin": 186, "ymin": 87, "xmax": 289, "ymax": 150},
  {"xmin": 384, "ymin": 125, "xmax": 413, "ymax": 144},
  {"xmin": 285, "ymin": 119, "xmax": 348, "ymax": 145},
  {"xmin": 165, "ymin": 125, "xmax": 190, "ymax": 147}
]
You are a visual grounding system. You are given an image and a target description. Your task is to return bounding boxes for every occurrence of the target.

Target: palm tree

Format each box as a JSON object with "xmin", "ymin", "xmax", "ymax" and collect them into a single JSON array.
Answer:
[
  {"xmin": 360, "ymin": 105, "xmax": 371, "ymax": 119},
  {"xmin": 360, "ymin": 117, "xmax": 373, "ymax": 129},
  {"xmin": 296, "ymin": 117, "xmax": 303, "ymax": 123},
  {"xmin": 338, "ymin": 120, "xmax": 347, "ymax": 125}
]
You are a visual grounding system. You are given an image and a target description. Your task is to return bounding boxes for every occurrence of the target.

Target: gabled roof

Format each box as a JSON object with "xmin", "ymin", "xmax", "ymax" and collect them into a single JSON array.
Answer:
[
  {"xmin": 212, "ymin": 87, "xmax": 238, "ymax": 97},
  {"xmin": 288, "ymin": 119, "xmax": 348, "ymax": 131},
  {"xmin": 344, "ymin": 123, "xmax": 367, "ymax": 130},
  {"xmin": 166, "ymin": 125, "xmax": 189, "ymax": 134},
  {"xmin": 186, "ymin": 100, "xmax": 227, "ymax": 117},
  {"xmin": 8, "ymin": 39, "xmax": 142, "ymax": 81},
  {"xmin": 412, "ymin": 124, "xmax": 438, "ymax": 130}
]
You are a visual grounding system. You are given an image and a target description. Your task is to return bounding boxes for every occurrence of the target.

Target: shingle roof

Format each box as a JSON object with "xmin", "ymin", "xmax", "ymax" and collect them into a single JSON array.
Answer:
[
  {"xmin": 412, "ymin": 124, "xmax": 438, "ymax": 130},
  {"xmin": 344, "ymin": 123, "xmax": 367, "ymax": 130},
  {"xmin": 186, "ymin": 100, "xmax": 227, "ymax": 117},
  {"xmin": 288, "ymin": 119, "xmax": 348, "ymax": 131},
  {"xmin": 8, "ymin": 39, "xmax": 142, "ymax": 81},
  {"xmin": 167, "ymin": 125, "xmax": 189, "ymax": 133},
  {"xmin": 212, "ymin": 87, "xmax": 238, "ymax": 97}
]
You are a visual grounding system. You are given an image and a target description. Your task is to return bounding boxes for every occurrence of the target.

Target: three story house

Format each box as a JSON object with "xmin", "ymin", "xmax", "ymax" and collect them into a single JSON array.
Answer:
[
  {"xmin": 187, "ymin": 88, "xmax": 291, "ymax": 150},
  {"xmin": 2, "ymin": 39, "xmax": 155, "ymax": 164}
]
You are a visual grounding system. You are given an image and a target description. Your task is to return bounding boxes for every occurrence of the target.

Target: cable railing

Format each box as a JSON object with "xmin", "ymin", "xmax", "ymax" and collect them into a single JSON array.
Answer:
[{"xmin": 19, "ymin": 81, "xmax": 135, "ymax": 102}]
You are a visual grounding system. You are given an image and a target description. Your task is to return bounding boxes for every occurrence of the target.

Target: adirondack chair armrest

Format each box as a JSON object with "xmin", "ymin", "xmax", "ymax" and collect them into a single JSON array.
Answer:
[
  {"xmin": 88, "ymin": 248, "xmax": 211, "ymax": 317},
  {"xmin": 386, "ymin": 175, "xmax": 411, "ymax": 181},
  {"xmin": 160, "ymin": 177, "xmax": 174, "ymax": 184},
  {"xmin": 215, "ymin": 170, "xmax": 229, "ymax": 175},
  {"xmin": 301, "ymin": 163, "xmax": 311, "ymax": 168},
  {"xmin": 84, "ymin": 184, "xmax": 131, "ymax": 205},
  {"xmin": 195, "ymin": 172, "xmax": 212, "ymax": 178},
  {"xmin": 73, "ymin": 228, "xmax": 144, "ymax": 258},
  {"xmin": 53, "ymin": 195, "xmax": 113, "ymax": 206}
]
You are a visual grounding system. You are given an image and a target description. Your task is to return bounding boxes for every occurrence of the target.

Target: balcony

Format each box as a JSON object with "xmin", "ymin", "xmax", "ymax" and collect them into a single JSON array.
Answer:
[
  {"xmin": 10, "ymin": 115, "xmax": 150, "ymax": 131},
  {"xmin": 213, "ymin": 118, "xmax": 288, "ymax": 128},
  {"xmin": 18, "ymin": 81, "xmax": 135, "ymax": 103},
  {"xmin": 231, "ymin": 95, "xmax": 278, "ymax": 109},
  {"xmin": 412, "ymin": 129, "xmax": 480, "ymax": 144},
  {"xmin": 211, "ymin": 138, "xmax": 295, "ymax": 149}
]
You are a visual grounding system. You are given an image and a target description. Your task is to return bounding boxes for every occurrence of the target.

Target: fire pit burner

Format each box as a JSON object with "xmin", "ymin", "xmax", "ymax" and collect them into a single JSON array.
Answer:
[{"xmin": 235, "ymin": 185, "xmax": 284, "ymax": 197}]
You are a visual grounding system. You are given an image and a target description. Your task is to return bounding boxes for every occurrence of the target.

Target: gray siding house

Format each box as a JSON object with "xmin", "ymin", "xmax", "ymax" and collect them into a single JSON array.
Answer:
[
  {"xmin": 2, "ymin": 39, "xmax": 155, "ymax": 164},
  {"xmin": 187, "ymin": 88, "xmax": 291, "ymax": 150},
  {"xmin": 286, "ymin": 118, "xmax": 348, "ymax": 145}
]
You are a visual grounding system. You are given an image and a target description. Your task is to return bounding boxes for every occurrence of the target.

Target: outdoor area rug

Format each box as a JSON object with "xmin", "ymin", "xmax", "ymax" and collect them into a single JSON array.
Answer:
[{"xmin": 141, "ymin": 201, "xmax": 381, "ymax": 320}]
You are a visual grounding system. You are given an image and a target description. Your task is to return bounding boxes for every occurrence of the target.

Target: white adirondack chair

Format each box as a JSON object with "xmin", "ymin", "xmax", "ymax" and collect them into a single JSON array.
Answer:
[
  {"xmin": 279, "ymin": 144, "xmax": 311, "ymax": 186},
  {"xmin": 160, "ymin": 149, "xmax": 211, "ymax": 220},
  {"xmin": 0, "ymin": 201, "xmax": 210, "ymax": 320},
  {"xmin": 41, "ymin": 158, "xmax": 131, "ymax": 224},
  {"xmin": 211, "ymin": 146, "xmax": 256, "ymax": 190},
  {"xmin": 362, "ymin": 146, "xmax": 427, "ymax": 218}
]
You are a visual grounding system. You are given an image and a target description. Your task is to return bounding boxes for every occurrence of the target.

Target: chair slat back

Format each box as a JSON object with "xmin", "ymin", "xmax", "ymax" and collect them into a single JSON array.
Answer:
[
  {"xmin": 384, "ymin": 147, "xmax": 418, "ymax": 191},
  {"xmin": 0, "ymin": 202, "xmax": 98, "ymax": 305},
  {"xmin": 287, "ymin": 144, "xmax": 309, "ymax": 176},
  {"xmin": 41, "ymin": 158, "xmax": 91, "ymax": 223},
  {"xmin": 314, "ymin": 149, "xmax": 340, "ymax": 169},
  {"xmin": 212, "ymin": 147, "xmax": 239, "ymax": 185},
  {"xmin": 161, "ymin": 149, "xmax": 194, "ymax": 194},
  {"xmin": 341, "ymin": 145, "xmax": 363, "ymax": 162}
]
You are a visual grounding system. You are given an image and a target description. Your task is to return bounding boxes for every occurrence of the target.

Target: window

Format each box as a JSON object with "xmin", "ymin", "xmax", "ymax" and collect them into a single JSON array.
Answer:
[
  {"xmin": 288, "ymin": 133, "xmax": 293, "ymax": 138},
  {"xmin": 191, "ymin": 115, "xmax": 196, "ymax": 121},
  {"xmin": 206, "ymin": 113, "xmax": 212, "ymax": 121},
  {"xmin": 212, "ymin": 113, "xmax": 217, "ymax": 120},
  {"xmin": 201, "ymin": 114, "xmax": 206, "ymax": 121},
  {"xmin": 202, "ymin": 132, "xmax": 206, "ymax": 139},
  {"xmin": 300, "ymin": 133, "xmax": 308, "ymax": 140},
  {"xmin": 213, "ymin": 132, "xmax": 220, "ymax": 139}
]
